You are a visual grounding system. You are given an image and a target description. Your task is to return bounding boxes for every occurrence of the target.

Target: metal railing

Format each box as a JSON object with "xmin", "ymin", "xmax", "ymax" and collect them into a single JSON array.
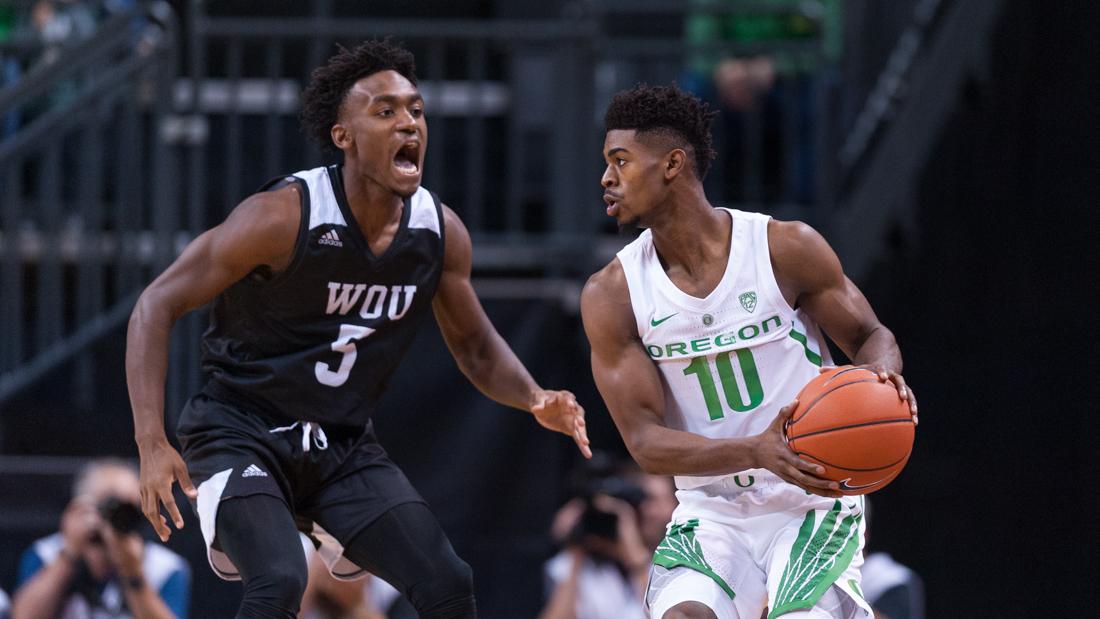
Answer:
[
  {"xmin": 0, "ymin": 3, "xmax": 177, "ymax": 404},
  {"xmin": 1, "ymin": 0, "xmax": 836, "ymax": 409}
]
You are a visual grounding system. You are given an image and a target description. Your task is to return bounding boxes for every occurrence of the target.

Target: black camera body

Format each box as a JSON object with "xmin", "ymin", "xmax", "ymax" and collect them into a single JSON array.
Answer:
[
  {"xmin": 98, "ymin": 497, "xmax": 143, "ymax": 534},
  {"xmin": 568, "ymin": 475, "xmax": 646, "ymax": 545}
]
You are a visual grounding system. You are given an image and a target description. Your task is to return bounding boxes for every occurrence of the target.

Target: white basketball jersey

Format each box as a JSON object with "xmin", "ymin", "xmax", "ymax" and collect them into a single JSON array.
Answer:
[{"xmin": 616, "ymin": 209, "xmax": 832, "ymax": 490}]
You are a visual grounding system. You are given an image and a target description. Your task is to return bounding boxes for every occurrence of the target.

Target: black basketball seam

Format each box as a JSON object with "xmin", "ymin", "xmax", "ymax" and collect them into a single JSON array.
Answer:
[
  {"xmin": 792, "ymin": 444, "xmax": 913, "ymax": 472},
  {"xmin": 788, "ymin": 417, "xmax": 915, "ymax": 441},
  {"xmin": 822, "ymin": 366, "xmax": 876, "ymax": 388},
  {"xmin": 790, "ymin": 378, "xmax": 881, "ymax": 424}
]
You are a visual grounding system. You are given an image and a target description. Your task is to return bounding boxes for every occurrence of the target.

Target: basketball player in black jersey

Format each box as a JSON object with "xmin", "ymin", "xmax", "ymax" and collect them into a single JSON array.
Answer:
[{"xmin": 125, "ymin": 40, "xmax": 591, "ymax": 619}]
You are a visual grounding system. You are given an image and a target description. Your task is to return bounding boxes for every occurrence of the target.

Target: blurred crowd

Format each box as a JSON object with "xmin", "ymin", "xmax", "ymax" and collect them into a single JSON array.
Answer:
[{"xmin": 0, "ymin": 456, "xmax": 923, "ymax": 619}]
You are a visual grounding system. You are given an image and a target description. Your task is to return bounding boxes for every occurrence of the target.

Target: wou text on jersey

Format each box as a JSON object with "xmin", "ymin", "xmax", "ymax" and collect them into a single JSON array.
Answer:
[{"xmin": 324, "ymin": 282, "xmax": 418, "ymax": 321}]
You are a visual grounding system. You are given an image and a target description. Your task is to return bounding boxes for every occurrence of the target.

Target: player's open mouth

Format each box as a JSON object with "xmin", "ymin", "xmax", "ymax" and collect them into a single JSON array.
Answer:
[
  {"xmin": 603, "ymin": 192, "xmax": 621, "ymax": 216},
  {"xmin": 393, "ymin": 142, "xmax": 421, "ymax": 176}
]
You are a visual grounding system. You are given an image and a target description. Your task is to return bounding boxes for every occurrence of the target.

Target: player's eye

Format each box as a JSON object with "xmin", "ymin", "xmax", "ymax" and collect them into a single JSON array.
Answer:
[
  {"xmin": 410, "ymin": 107, "xmax": 423, "ymax": 118},
  {"xmin": 616, "ymin": 158, "xmax": 626, "ymax": 167},
  {"xmin": 378, "ymin": 109, "xmax": 394, "ymax": 118}
]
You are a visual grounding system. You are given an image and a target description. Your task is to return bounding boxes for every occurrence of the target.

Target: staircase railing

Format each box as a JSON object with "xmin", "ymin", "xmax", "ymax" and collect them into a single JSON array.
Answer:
[{"xmin": 0, "ymin": 3, "xmax": 178, "ymax": 405}]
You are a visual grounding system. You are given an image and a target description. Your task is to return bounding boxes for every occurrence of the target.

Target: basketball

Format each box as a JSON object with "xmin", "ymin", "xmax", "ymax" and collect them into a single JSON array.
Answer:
[{"xmin": 785, "ymin": 366, "xmax": 916, "ymax": 495}]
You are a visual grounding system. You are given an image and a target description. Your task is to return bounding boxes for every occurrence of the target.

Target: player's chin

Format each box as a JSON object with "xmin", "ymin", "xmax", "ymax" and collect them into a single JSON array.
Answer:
[{"xmin": 390, "ymin": 173, "xmax": 422, "ymax": 198}]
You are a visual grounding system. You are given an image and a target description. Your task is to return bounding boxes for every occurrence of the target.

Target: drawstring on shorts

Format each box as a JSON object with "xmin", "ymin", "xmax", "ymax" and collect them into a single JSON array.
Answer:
[{"xmin": 269, "ymin": 421, "xmax": 329, "ymax": 452}]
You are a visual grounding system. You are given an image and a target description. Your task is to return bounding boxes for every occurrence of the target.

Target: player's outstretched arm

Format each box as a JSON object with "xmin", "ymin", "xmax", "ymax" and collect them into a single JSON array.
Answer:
[
  {"xmin": 581, "ymin": 261, "xmax": 838, "ymax": 496},
  {"xmin": 125, "ymin": 186, "xmax": 301, "ymax": 540},
  {"xmin": 769, "ymin": 220, "xmax": 917, "ymax": 421},
  {"xmin": 431, "ymin": 206, "xmax": 590, "ymax": 458}
]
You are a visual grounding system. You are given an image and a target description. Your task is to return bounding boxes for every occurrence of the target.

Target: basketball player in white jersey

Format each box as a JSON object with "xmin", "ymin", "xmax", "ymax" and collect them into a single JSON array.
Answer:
[{"xmin": 581, "ymin": 84, "xmax": 918, "ymax": 619}]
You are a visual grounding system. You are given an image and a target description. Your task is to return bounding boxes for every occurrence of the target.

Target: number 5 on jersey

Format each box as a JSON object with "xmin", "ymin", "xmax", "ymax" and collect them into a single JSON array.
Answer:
[{"xmin": 315, "ymin": 324, "xmax": 375, "ymax": 387}]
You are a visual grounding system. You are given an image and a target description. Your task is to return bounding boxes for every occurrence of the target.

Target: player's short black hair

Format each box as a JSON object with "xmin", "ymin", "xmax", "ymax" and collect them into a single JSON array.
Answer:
[
  {"xmin": 604, "ymin": 83, "xmax": 718, "ymax": 179},
  {"xmin": 299, "ymin": 39, "xmax": 418, "ymax": 150}
]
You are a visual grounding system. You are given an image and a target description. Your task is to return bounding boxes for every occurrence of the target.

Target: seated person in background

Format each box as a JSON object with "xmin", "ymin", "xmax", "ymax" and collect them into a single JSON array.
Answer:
[
  {"xmin": 539, "ymin": 456, "xmax": 677, "ymax": 619},
  {"xmin": 12, "ymin": 459, "xmax": 190, "ymax": 619},
  {"xmin": 861, "ymin": 499, "xmax": 925, "ymax": 619},
  {"xmin": 299, "ymin": 548, "xmax": 391, "ymax": 619}
]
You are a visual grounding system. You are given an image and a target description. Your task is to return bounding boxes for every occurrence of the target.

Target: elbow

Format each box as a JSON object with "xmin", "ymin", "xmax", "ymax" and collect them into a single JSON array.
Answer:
[{"xmin": 624, "ymin": 429, "xmax": 672, "ymax": 475}]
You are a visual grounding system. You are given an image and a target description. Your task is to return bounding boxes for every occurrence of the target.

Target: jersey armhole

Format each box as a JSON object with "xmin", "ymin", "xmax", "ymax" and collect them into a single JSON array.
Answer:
[
  {"xmin": 756, "ymin": 215, "xmax": 798, "ymax": 316},
  {"xmin": 429, "ymin": 190, "xmax": 446, "ymax": 250},
  {"xmin": 256, "ymin": 176, "xmax": 310, "ymax": 289}
]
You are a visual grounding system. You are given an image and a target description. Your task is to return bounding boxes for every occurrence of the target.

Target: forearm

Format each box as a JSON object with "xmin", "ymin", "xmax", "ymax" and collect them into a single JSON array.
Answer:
[
  {"xmin": 452, "ymin": 330, "xmax": 539, "ymax": 411},
  {"xmin": 126, "ymin": 292, "xmax": 176, "ymax": 443},
  {"xmin": 122, "ymin": 580, "xmax": 177, "ymax": 619},
  {"xmin": 625, "ymin": 424, "xmax": 757, "ymax": 476},
  {"xmin": 11, "ymin": 558, "xmax": 76, "ymax": 619},
  {"xmin": 850, "ymin": 325, "xmax": 903, "ymax": 374}
]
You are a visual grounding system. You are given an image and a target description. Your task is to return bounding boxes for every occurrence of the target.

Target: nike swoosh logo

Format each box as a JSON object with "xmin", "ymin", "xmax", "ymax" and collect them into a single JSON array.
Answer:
[
  {"xmin": 650, "ymin": 313, "xmax": 678, "ymax": 327},
  {"xmin": 838, "ymin": 478, "xmax": 880, "ymax": 491}
]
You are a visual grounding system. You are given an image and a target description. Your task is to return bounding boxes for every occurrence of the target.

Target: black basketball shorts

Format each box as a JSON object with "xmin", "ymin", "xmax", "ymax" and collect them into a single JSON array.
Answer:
[{"xmin": 177, "ymin": 391, "xmax": 425, "ymax": 581}]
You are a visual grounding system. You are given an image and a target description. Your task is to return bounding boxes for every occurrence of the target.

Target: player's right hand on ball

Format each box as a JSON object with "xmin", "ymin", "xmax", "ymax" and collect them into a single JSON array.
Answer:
[
  {"xmin": 754, "ymin": 399, "xmax": 841, "ymax": 498},
  {"xmin": 137, "ymin": 437, "xmax": 198, "ymax": 541}
]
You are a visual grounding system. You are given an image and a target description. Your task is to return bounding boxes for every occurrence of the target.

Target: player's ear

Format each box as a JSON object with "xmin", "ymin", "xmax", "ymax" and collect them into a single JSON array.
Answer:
[
  {"xmin": 664, "ymin": 149, "xmax": 687, "ymax": 181},
  {"xmin": 331, "ymin": 123, "xmax": 351, "ymax": 150}
]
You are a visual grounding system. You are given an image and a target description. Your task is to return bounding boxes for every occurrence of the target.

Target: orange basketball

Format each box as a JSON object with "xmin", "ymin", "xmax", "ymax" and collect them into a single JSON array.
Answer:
[{"xmin": 785, "ymin": 366, "xmax": 915, "ymax": 495}]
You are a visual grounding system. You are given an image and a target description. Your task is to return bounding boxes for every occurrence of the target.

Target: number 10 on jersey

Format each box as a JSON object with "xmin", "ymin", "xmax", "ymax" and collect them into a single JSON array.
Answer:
[{"xmin": 683, "ymin": 349, "xmax": 764, "ymax": 420}]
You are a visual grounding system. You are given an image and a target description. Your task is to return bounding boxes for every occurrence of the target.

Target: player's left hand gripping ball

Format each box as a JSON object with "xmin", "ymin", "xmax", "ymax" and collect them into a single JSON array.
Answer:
[{"xmin": 531, "ymin": 390, "xmax": 592, "ymax": 458}]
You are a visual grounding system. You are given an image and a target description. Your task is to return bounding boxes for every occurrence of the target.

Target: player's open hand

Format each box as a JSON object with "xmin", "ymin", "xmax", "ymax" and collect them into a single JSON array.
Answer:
[
  {"xmin": 821, "ymin": 365, "xmax": 918, "ymax": 425},
  {"xmin": 531, "ymin": 389, "xmax": 592, "ymax": 459},
  {"xmin": 137, "ymin": 437, "xmax": 198, "ymax": 542},
  {"xmin": 754, "ymin": 399, "xmax": 841, "ymax": 498}
]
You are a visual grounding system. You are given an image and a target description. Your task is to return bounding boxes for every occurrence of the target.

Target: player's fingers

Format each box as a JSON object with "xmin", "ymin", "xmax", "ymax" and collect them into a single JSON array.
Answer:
[
  {"xmin": 572, "ymin": 425, "xmax": 593, "ymax": 459},
  {"xmin": 770, "ymin": 399, "xmax": 799, "ymax": 429},
  {"xmin": 788, "ymin": 454, "xmax": 826, "ymax": 477},
  {"xmin": 887, "ymin": 372, "xmax": 908, "ymax": 400},
  {"xmin": 787, "ymin": 464, "xmax": 838, "ymax": 492},
  {"xmin": 159, "ymin": 489, "xmax": 185, "ymax": 531},
  {"xmin": 175, "ymin": 462, "xmax": 198, "ymax": 499},
  {"xmin": 141, "ymin": 488, "xmax": 165, "ymax": 537},
  {"xmin": 147, "ymin": 502, "xmax": 169, "ymax": 542},
  {"xmin": 818, "ymin": 365, "xmax": 837, "ymax": 374}
]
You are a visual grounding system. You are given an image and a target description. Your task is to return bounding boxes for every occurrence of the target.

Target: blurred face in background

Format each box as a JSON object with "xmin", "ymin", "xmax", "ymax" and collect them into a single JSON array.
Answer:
[
  {"xmin": 636, "ymin": 474, "xmax": 677, "ymax": 549},
  {"xmin": 601, "ymin": 129, "xmax": 683, "ymax": 230},
  {"xmin": 333, "ymin": 69, "xmax": 427, "ymax": 199},
  {"xmin": 72, "ymin": 465, "xmax": 141, "ymax": 580}
]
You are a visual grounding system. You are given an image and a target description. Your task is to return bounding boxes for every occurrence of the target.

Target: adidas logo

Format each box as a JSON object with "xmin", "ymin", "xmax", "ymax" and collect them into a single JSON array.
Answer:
[
  {"xmin": 241, "ymin": 464, "xmax": 268, "ymax": 478},
  {"xmin": 318, "ymin": 229, "xmax": 343, "ymax": 247}
]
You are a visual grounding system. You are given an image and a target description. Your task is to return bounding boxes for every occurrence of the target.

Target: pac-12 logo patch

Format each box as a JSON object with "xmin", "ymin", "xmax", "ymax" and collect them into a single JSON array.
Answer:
[{"xmin": 739, "ymin": 291, "xmax": 757, "ymax": 313}]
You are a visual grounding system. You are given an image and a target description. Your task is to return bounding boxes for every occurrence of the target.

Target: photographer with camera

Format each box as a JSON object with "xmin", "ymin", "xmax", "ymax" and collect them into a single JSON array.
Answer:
[
  {"xmin": 11, "ymin": 459, "xmax": 190, "ymax": 619},
  {"xmin": 539, "ymin": 456, "xmax": 677, "ymax": 619}
]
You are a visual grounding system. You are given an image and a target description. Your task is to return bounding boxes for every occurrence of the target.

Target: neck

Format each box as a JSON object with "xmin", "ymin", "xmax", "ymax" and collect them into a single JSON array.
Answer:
[
  {"xmin": 647, "ymin": 182, "xmax": 729, "ymax": 276},
  {"xmin": 341, "ymin": 163, "xmax": 404, "ymax": 229}
]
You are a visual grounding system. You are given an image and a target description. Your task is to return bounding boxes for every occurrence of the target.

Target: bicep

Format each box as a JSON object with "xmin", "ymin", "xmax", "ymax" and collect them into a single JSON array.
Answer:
[
  {"xmin": 431, "ymin": 206, "xmax": 493, "ymax": 349},
  {"xmin": 141, "ymin": 193, "xmax": 295, "ymax": 317},
  {"xmin": 775, "ymin": 221, "xmax": 885, "ymax": 357},
  {"xmin": 800, "ymin": 274, "xmax": 884, "ymax": 358},
  {"xmin": 581, "ymin": 281, "xmax": 667, "ymax": 447}
]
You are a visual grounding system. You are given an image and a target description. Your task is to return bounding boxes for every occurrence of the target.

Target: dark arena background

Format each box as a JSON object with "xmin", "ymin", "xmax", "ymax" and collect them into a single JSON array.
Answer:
[{"xmin": 1, "ymin": 1, "xmax": 1096, "ymax": 617}]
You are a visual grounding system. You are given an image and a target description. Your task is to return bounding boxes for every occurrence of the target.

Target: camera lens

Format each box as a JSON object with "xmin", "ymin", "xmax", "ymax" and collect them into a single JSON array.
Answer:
[{"xmin": 98, "ymin": 497, "xmax": 143, "ymax": 534}]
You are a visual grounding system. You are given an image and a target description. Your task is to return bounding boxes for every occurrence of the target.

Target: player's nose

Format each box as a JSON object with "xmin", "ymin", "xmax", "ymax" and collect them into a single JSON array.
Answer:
[{"xmin": 601, "ymin": 166, "xmax": 616, "ymax": 188}]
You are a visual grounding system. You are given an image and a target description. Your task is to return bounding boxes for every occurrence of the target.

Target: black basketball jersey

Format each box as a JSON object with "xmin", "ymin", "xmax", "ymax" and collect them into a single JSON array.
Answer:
[{"xmin": 200, "ymin": 164, "xmax": 445, "ymax": 427}]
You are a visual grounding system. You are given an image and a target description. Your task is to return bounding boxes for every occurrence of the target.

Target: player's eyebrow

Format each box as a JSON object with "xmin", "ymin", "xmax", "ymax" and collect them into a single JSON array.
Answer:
[
  {"xmin": 606, "ymin": 147, "xmax": 629, "ymax": 158},
  {"xmin": 372, "ymin": 93, "xmax": 424, "ymax": 106}
]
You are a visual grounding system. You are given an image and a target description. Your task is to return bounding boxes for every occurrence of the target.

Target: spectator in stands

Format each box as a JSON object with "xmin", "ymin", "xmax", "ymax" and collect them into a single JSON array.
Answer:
[
  {"xmin": 538, "ymin": 457, "xmax": 677, "ymax": 619},
  {"xmin": 11, "ymin": 459, "xmax": 190, "ymax": 619},
  {"xmin": 299, "ymin": 551, "xmax": 394, "ymax": 619},
  {"xmin": 31, "ymin": 0, "xmax": 97, "ymax": 65},
  {"xmin": 862, "ymin": 499, "xmax": 925, "ymax": 619}
]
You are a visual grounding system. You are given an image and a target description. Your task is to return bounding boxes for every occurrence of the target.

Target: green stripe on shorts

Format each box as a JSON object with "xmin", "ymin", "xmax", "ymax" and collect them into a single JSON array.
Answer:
[
  {"xmin": 652, "ymin": 519, "xmax": 736, "ymax": 600},
  {"xmin": 769, "ymin": 501, "xmax": 862, "ymax": 618}
]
